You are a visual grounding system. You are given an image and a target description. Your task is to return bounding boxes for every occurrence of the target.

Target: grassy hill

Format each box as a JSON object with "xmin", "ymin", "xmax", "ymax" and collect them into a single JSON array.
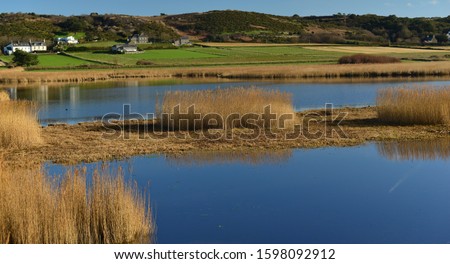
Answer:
[{"xmin": 0, "ymin": 10, "xmax": 449, "ymax": 47}]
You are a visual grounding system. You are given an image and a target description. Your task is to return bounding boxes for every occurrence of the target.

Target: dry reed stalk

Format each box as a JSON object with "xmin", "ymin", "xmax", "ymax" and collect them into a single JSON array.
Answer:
[
  {"xmin": 377, "ymin": 87, "xmax": 450, "ymax": 125},
  {"xmin": 0, "ymin": 101, "xmax": 42, "ymax": 148},
  {"xmin": 2, "ymin": 61, "xmax": 450, "ymax": 84},
  {"xmin": 0, "ymin": 91, "xmax": 10, "ymax": 101},
  {"xmin": 159, "ymin": 86, "xmax": 296, "ymax": 130},
  {"xmin": 0, "ymin": 161, "xmax": 153, "ymax": 244}
]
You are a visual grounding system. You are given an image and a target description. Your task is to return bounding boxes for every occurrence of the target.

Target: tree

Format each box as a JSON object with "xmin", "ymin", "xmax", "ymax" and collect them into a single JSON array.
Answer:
[
  {"xmin": 12, "ymin": 50, "xmax": 39, "ymax": 67},
  {"xmin": 435, "ymin": 34, "xmax": 448, "ymax": 44}
]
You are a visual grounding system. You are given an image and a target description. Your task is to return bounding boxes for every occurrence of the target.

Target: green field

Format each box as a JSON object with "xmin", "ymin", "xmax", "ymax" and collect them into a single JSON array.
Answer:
[
  {"xmin": 1, "ymin": 44, "xmax": 449, "ymax": 69},
  {"xmin": 37, "ymin": 54, "xmax": 98, "ymax": 67},
  {"xmin": 68, "ymin": 46, "xmax": 352, "ymax": 67}
]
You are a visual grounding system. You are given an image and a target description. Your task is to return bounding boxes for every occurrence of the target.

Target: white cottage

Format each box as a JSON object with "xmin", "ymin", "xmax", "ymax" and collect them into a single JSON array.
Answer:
[
  {"xmin": 57, "ymin": 36, "xmax": 79, "ymax": 45},
  {"xmin": 3, "ymin": 41, "xmax": 47, "ymax": 55}
]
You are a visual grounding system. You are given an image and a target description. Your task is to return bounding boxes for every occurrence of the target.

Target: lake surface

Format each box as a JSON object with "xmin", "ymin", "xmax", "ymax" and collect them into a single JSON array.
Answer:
[
  {"xmin": 8, "ymin": 78, "xmax": 450, "ymax": 125},
  {"xmin": 47, "ymin": 143, "xmax": 450, "ymax": 244}
]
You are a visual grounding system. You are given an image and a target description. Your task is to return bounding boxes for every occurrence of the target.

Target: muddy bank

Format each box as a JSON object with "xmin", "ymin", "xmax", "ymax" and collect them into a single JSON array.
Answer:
[{"xmin": 2, "ymin": 107, "xmax": 449, "ymax": 167}]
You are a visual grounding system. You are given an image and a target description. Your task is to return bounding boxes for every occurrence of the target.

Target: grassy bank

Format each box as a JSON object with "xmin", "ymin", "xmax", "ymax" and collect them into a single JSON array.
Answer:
[
  {"xmin": 0, "ymin": 101, "xmax": 41, "ymax": 149},
  {"xmin": 0, "ymin": 163, "xmax": 153, "ymax": 244},
  {"xmin": 2, "ymin": 61, "xmax": 450, "ymax": 85},
  {"xmin": 377, "ymin": 87, "xmax": 450, "ymax": 125}
]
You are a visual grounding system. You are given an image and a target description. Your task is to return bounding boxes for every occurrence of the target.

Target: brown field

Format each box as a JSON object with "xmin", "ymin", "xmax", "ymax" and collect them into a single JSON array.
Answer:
[
  {"xmin": 0, "ymin": 101, "xmax": 42, "ymax": 149},
  {"xmin": 198, "ymin": 42, "xmax": 333, "ymax": 47},
  {"xmin": 2, "ymin": 61, "xmax": 450, "ymax": 85},
  {"xmin": 159, "ymin": 87, "xmax": 295, "ymax": 130},
  {"xmin": 377, "ymin": 87, "xmax": 450, "ymax": 125},
  {"xmin": 0, "ymin": 162, "xmax": 153, "ymax": 244},
  {"xmin": 303, "ymin": 46, "xmax": 450, "ymax": 54}
]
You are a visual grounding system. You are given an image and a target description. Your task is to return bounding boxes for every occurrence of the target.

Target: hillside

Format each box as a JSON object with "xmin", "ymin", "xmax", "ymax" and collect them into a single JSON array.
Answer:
[
  {"xmin": 0, "ymin": 13, "xmax": 179, "ymax": 47},
  {"xmin": 0, "ymin": 10, "xmax": 450, "ymax": 46}
]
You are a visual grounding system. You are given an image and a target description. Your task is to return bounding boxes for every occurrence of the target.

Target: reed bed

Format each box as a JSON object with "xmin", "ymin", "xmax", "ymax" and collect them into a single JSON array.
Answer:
[
  {"xmin": 377, "ymin": 87, "xmax": 450, "ymax": 125},
  {"xmin": 377, "ymin": 139, "xmax": 450, "ymax": 160},
  {"xmin": 338, "ymin": 54, "xmax": 401, "ymax": 64},
  {"xmin": 2, "ymin": 61, "xmax": 450, "ymax": 84},
  {"xmin": 0, "ymin": 101, "xmax": 42, "ymax": 148},
  {"xmin": 0, "ymin": 162, "xmax": 153, "ymax": 244},
  {"xmin": 158, "ymin": 87, "xmax": 295, "ymax": 130},
  {"xmin": 0, "ymin": 90, "xmax": 10, "ymax": 101}
]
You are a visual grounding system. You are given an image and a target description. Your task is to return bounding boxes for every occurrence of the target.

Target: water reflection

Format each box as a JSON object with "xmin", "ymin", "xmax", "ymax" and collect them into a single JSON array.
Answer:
[
  {"xmin": 377, "ymin": 138, "xmax": 450, "ymax": 160},
  {"xmin": 11, "ymin": 78, "xmax": 450, "ymax": 125},
  {"xmin": 166, "ymin": 149, "xmax": 292, "ymax": 166}
]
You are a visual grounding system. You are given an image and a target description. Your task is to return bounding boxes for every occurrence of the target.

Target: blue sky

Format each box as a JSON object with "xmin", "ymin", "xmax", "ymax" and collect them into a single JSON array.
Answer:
[{"xmin": 1, "ymin": 0, "xmax": 449, "ymax": 17}]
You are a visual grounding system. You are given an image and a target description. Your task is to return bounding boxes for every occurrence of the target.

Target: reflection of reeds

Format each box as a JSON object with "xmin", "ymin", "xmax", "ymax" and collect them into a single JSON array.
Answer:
[
  {"xmin": 377, "ymin": 139, "xmax": 450, "ymax": 160},
  {"xmin": 159, "ymin": 87, "xmax": 295, "ymax": 130},
  {"xmin": 0, "ymin": 101, "xmax": 42, "ymax": 148},
  {"xmin": 166, "ymin": 149, "xmax": 292, "ymax": 166},
  {"xmin": 0, "ymin": 162, "xmax": 153, "ymax": 244},
  {"xmin": 377, "ymin": 87, "xmax": 450, "ymax": 125}
]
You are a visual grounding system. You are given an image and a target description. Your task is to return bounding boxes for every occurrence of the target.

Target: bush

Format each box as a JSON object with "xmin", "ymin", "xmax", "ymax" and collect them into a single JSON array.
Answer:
[
  {"xmin": 136, "ymin": 60, "xmax": 153, "ymax": 66},
  {"xmin": 12, "ymin": 50, "xmax": 39, "ymax": 67},
  {"xmin": 338, "ymin": 54, "xmax": 401, "ymax": 64}
]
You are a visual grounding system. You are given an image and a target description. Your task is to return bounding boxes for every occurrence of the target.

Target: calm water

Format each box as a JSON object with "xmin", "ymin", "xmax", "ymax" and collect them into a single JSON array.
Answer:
[
  {"xmin": 47, "ymin": 143, "xmax": 450, "ymax": 244},
  {"xmin": 8, "ymin": 78, "xmax": 450, "ymax": 125}
]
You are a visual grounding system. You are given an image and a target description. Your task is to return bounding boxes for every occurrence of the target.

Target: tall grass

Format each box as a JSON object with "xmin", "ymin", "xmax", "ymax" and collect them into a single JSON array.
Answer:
[
  {"xmin": 0, "ymin": 101, "xmax": 42, "ymax": 148},
  {"xmin": 338, "ymin": 54, "xmax": 401, "ymax": 64},
  {"xmin": 0, "ymin": 162, "xmax": 153, "ymax": 244},
  {"xmin": 159, "ymin": 87, "xmax": 295, "ymax": 130},
  {"xmin": 0, "ymin": 90, "xmax": 10, "ymax": 101},
  {"xmin": 377, "ymin": 87, "xmax": 450, "ymax": 125}
]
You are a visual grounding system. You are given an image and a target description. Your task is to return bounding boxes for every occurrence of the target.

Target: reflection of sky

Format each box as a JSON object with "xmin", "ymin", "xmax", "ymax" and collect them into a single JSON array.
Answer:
[
  {"xmin": 47, "ymin": 144, "xmax": 450, "ymax": 244},
  {"xmin": 15, "ymin": 79, "xmax": 450, "ymax": 125}
]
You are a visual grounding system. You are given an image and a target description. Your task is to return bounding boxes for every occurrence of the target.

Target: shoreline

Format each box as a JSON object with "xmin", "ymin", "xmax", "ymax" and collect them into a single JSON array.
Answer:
[
  {"xmin": 2, "ymin": 61, "xmax": 450, "ymax": 85},
  {"xmin": 2, "ymin": 107, "xmax": 449, "ymax": 167}
]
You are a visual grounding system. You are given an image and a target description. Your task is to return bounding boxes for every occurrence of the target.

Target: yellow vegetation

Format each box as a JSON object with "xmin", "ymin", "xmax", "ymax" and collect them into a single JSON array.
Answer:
[
  {"xmin": 0, "ymin": 90, "xmax": 10, "ymax": 101},
  {"xmin": 0, "ymin": 162, "xmax": 153, "ymax": 244},
  {"xmin": 159, "ymin": 87, "xmax": 295, "ymax": 130},
  {"xmin": 377, "ymin": 87, "xmax": 450, "ymax": 125},
  {"xmin": 0, "ymin": 101, "xmax": 42, "ymax": 148}
]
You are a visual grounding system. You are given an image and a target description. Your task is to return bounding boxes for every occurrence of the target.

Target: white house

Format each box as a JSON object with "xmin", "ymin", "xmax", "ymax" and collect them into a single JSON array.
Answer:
[
  {"xmin": 447, "ymin": 31, "xmax": 450, "ymax": 40},
  {"xmin": 57, "ymin": 36, "xmax": 79, "ymax": 45},
  {"xmin": 3, "ymin": 41, "xmax": 47, "ymax": 55},
  {"xmin": 31, "ymin": 41, "xmax": 47, "ymax": 52},
  {"xmin": 4, "ymin": 42, "xmax": 29, "ymax": 55},
  {"xmin": 173, "ymin": 36, "xmax": 191, "ymax": 47},
  {"xmin": 111, "ymin": 44, "xmax": 138, "ymax": 54}
]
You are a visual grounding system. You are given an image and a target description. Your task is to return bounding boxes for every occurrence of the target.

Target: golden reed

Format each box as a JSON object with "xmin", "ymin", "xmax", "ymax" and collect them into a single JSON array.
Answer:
[
  {"xmin": 159, "ymin": 87, "xmax": 296, "ymax": 130},
  {"xmin": 377, "ymin": 87, "xmax": 450, "ymax": 125},
  {"xmin": 0, "ymin": 101, "xmax": 42, "ymax": 148},
  {"xmin": 0, "ymin": 162, "xmax": 153, "ymax": 244}
]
